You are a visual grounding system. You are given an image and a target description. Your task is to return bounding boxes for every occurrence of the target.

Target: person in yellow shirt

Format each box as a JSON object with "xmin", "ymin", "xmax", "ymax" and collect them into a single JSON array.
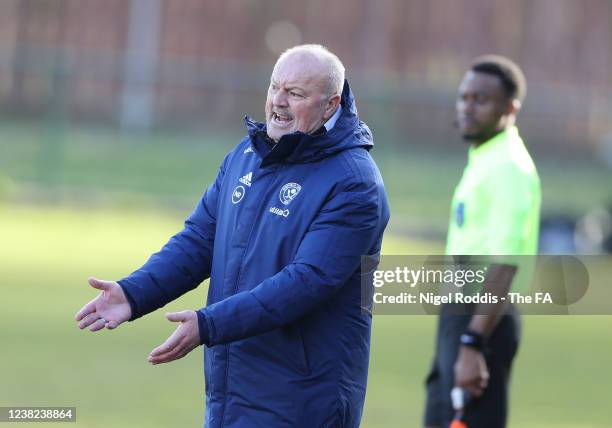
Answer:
[{"xmin": 424, "ymin": 55, "xmax": 541, "ymax": 428}]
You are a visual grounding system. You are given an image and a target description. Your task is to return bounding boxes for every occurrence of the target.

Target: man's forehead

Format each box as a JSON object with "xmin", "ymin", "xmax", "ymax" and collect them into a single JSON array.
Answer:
[
  {"xmin": 459, "ymin": 70, "xmax": 504, "ymax": 95},
  {"xmin": 271, "ymin": 54, "xmax": 327, "ymax": 88}
]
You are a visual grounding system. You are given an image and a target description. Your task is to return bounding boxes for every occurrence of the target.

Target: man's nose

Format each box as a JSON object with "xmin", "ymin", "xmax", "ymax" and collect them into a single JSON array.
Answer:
[
  {"xmin": 460, "ymin": 99, "xmax": 476, "ymax": 115},
  {"xmin": 273, "ymin": 90, "xmax": 289, "ymax": 107}
]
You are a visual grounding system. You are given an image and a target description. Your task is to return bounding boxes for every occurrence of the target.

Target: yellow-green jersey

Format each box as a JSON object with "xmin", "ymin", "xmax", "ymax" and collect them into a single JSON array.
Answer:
[{"xmin": 446, "ymin": 126, "xmax": 541, "ymax": 257}]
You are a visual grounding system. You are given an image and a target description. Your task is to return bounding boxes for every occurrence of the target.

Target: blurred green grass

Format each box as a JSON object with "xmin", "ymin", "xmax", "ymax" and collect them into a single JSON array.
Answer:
[
  {"xmin": 1, "ymin": 120, "xmax": 610, "ymax": 233},
  {"xmin": 1, "ymin": 205, "xmax": 611, "ymax": 428}
]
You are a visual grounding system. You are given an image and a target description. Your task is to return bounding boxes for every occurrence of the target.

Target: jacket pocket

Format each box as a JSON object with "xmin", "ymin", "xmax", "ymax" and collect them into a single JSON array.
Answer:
[
  {"xmin": 320, "ymin": 406, "xmax": 342, "ymax": 428},
  {"xmin": 359, "ymin": 253, "xmax": 381, "ymax": 315},
  {"xmin": 285, "ymin": 324, "xmax": 311, "ymax": 376}
]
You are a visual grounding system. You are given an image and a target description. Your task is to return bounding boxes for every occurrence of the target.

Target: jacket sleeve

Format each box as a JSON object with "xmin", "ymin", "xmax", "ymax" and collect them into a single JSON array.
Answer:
[
  {"xmin": 118, "ymin": 153, "xmax": 230, "ymax": 320},
  {"xmin": 197, "ymin": 178, "xmax": 388, "ymax": 346}
]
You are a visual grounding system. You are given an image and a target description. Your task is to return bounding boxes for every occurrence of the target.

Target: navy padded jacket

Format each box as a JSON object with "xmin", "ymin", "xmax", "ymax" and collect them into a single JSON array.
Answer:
[{"xmin": 119, "ymin": 81, "xmax": 390, "ymax": 428}]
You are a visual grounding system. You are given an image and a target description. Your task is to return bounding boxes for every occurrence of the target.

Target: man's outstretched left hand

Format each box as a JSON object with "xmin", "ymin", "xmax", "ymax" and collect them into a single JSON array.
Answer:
[{"xmin": 148, "ymin": 310, "xmax": 201, "ymax": 365}]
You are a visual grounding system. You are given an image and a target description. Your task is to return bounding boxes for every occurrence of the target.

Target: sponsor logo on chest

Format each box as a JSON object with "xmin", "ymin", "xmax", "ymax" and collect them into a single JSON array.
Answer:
[{"xmin": 231, "ymin": 171, "xmax": 253, "ymax": 204}]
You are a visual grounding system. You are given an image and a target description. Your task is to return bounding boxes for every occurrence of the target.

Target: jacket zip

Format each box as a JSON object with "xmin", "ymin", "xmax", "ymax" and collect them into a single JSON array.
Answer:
[{"xmin": 219, "ymin": 161, "xmax": 283, "ymax": 427}]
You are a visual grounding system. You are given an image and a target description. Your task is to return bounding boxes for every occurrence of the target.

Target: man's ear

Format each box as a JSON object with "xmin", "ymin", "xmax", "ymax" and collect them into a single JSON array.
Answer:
[
  {"xmin": 506, "ymin": 98, "xmax": 521, "ymax": 116},
  {"xmin": 324, "ymin": 94, "xmax": 342, "ymax": 120}
]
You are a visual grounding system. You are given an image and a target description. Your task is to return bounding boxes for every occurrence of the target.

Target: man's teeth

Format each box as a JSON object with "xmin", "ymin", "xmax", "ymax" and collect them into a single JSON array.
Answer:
[{"xmin": 274, "ymin": 113, "xmax": 291, "ymax": 121}]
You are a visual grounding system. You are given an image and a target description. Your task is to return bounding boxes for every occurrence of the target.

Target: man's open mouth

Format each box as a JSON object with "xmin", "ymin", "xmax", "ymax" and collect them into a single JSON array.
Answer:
[{"xmin": 272, "ymin": 112, "xmax": 293, "ymax": 125}]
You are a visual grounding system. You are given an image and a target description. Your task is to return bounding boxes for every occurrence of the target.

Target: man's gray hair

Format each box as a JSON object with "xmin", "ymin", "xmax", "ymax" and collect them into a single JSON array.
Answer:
[{"xmin": 278, "ymin": 44, "xmax": 345, "ymax": 96}]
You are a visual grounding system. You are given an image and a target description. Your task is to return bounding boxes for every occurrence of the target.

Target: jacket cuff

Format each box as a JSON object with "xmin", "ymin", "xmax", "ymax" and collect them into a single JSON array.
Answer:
[
  {"xmin": 196, "ymin": 310, "xmax": 210, "ymax": 346},
  {"xmin": 117, "ymin": 280, "xmax": 139, "ymax": 321}
]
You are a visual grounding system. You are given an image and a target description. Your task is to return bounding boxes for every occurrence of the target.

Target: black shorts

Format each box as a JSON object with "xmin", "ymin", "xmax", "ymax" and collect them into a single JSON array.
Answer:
[{"xmin": 423, "ymin": 304, "xmax": 521, "ymax": 428}]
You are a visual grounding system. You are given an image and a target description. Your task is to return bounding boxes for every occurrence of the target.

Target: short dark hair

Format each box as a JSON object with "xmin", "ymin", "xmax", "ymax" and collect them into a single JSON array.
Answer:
[{"xmin": 471, "ymin": 55, "xmax": 527, "ymax": 103}]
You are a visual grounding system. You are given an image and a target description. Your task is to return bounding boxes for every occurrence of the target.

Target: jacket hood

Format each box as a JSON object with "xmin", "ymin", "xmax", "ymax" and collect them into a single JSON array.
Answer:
[{"xmin": 245, "ymin": 80, "xmax": 373, "ymax": 166}]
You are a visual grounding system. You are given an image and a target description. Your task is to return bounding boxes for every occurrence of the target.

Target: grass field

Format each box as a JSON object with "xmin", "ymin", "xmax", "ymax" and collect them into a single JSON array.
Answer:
[
  {"xmin": 1, "ymin": 121, "xmax": 611, "ymax": 427},
  {"xmin": 1, "ymin": 120, "xmax": 610, "ymax": 233},
  {"xmin": 1, "ymin": 204, "xmax": 611, "ymax": 428}
]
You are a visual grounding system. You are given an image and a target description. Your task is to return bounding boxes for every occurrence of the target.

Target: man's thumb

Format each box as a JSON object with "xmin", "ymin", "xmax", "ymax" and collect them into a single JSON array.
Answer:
[
  {"xmin": 166, "ymin": 311, "xmax": 192, "ymax": 323},
  {"xmin": 88, "ymin": 277, "xmax": 114, "ymax": 291}
]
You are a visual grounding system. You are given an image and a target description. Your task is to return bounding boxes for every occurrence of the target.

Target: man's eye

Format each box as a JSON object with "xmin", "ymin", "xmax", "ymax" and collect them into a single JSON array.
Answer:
[{"xmin": 290, "ymin": 92, "xmax": 303, "ymax": 98}]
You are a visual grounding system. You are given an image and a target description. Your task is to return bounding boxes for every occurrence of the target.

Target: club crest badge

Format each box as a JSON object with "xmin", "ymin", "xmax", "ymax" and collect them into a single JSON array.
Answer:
[
  {"xmin": 455, "ymin": 201, "xmax": 465, "ymax": 227},
  {"xmin": 279, "ymin": 183, "xmax": 301, "ymax": 206}
]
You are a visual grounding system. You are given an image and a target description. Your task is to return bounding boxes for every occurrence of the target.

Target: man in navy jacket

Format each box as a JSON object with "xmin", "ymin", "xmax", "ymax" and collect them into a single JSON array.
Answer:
[{"xmin": 75, "ymin": 44, "xmax": 390, "ymax": 428}]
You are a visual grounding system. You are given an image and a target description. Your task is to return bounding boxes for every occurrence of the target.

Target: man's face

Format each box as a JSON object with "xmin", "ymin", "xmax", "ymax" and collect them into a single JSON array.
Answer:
[
  {"xmin": 456, "ymin": 70, "xmax": 512, "ymax": 143},
  {"xmin": 265, "ymin": 54, "xmax": 336, "ymax": 142}
]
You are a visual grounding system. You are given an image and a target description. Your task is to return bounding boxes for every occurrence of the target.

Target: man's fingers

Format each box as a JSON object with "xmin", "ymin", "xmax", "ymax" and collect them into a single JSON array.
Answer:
[
  {"xmin": 78, "ymin": 312, "xmax": 101, "ymax": 329},
  {"xmin": 149, "ymin": 338, "xmax": 191, "ymax": 365},
  {"xmin": 469, "ymin": 386, "xmax": 484, "ymax": 397},
  {"xmin": 148, "ymin": 339, "xmax": 185, "ymax": 364},
  {"xmin": 166, "ymin": 310, "xmax": 191, "ymax": 323},
  {"xmin": 463, "ymin": 376, "xmax": 488, "ymax": 397},
  {"xmin": 479, "ymin": 370, "xmax": 489, "ymax": 389},
  {"xmin": 88, "ymin": 277, "xmax": 115, "ymax": 292},
  {"xmin": 77, "ymin": 311, "xmax": 119, "ymax": 331},
  {"xmin": 480, "ymin": 377, "xmax": 489, "ymax": 390},
  {"xmin": 89, "ymin": 318, "xmax": 107, "ymax": 332},
  {"xmin": 75, "ymin": 300, "xmax": 96, "ymax": 321},
  {"xmin": 149, "ymin": 330, "xmax": 183, "ymax": 357},
  {"xmin": 149, "ymin": 347, "xmax": 183, "ymax": 365}
]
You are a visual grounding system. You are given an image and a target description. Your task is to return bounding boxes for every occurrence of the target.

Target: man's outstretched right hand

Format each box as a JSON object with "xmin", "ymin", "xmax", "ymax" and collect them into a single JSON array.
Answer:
[{"xmin": 74, "ymin": 277, "xmax": 132, "ymax": 332}]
